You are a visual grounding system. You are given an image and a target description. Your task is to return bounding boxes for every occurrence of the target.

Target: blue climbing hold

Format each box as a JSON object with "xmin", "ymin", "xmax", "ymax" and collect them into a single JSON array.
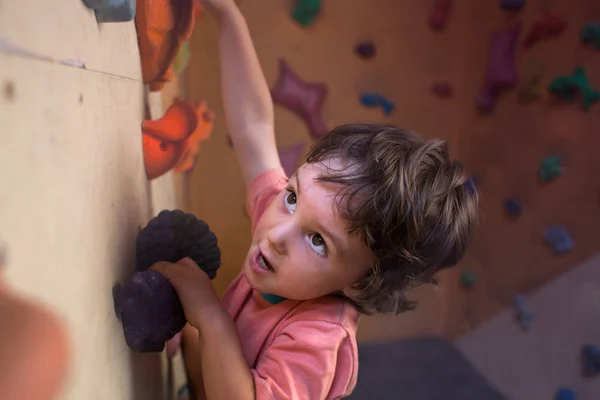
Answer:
[
  {"xmin": 545, "ymin": 226, "xmax": 573, "ymax": 254},
  {"xmin": 178, "ymin": 384, "xmax": 190, "ymax": 400},
  {"xmin": 582, "ymin": 344, "xmax": 600, "ymax": 376},
  {"xmin": 514, "ymin": 294, "xmax": 534, "ymax": 331},
  {"xmin": 359, "ymin": 93, "xmax": 396, "ymax": 116},
  {"xmin": 555, "ymin": 388, "xmax": 577, "ymax": 400},
  {"xmin": 465, "ymin": 175, "xmax": 478, "ymax": 195},
  {"xmin": 504, "ymin": 198, "xmax": 522, "ymax": 217},
  {"xmin": 501, "ymin": 0, "xmax": 526, "ymax": 11},
  {"xmin": 83, "ymin": 0, "xmax": 136, "ymax": 23}
]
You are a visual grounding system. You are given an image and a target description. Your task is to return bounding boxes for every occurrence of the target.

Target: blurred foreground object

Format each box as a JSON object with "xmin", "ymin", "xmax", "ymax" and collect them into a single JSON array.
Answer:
[{"xmin": 0, "ymin": 254, "xmax": 70, "ymax": 400}]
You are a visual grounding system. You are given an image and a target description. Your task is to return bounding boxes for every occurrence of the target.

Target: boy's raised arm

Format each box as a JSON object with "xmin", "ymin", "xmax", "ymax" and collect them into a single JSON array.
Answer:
[{"xmin": 208, "ymin": 1, "xmax": 282, "ymax": 184}]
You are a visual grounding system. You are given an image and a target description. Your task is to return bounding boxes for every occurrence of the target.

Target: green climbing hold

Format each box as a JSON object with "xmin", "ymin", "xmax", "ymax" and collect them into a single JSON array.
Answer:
[
  {"xmin": 539, "ymin": 154, "xmax": 562, "ymax": 182},
  {"xmin": 292, "ymin": 0, "xmax": 321, "ymax": 27},
  {"xmin": 460, "ymin": 270, "xmax": 476, "ymax": 289},
  {"xmin": 581, "ymin": 23, "xmax": 600, "ymax": 49},
  {"xmin": 548, "ymin": 67, "xmax": 600, "ymax": 111},
  {"xmin": 173, "ymin": 41, "xmax": 191, "ymax": 76}
]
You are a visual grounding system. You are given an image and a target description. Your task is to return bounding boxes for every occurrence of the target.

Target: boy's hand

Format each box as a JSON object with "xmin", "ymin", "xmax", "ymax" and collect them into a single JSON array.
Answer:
[
  {"xmin": 151, "ymin": 258, "xmax": 220, "ymax": 330},
  {"xmin": 197, "ymin": 0, "xmax": 238, "ymax": 18}
]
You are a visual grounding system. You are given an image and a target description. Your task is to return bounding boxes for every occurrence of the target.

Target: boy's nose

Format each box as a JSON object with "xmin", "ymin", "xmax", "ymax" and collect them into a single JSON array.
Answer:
[{"xmin": 266, "ymin": 222, "xmax": 292, "ymax": 256}]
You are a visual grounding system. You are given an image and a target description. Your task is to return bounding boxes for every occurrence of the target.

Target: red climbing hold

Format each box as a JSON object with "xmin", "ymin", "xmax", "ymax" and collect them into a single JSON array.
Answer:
[
  {"xmin": 432, "ymin": 82, "xmax": 453, "ymax": 98},
  {"xmin": 524, "ymin": 13, "xmax": 566, "ymax": 49},
  {"xmin": 429, "ymin": 0, "xmax": 452, "ymax": 31}
]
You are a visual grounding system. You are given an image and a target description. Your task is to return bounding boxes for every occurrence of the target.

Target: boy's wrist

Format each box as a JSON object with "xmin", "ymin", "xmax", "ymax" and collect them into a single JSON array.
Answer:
[
  {"xmin": 193, "ymin": 296, "xmax": 228, "ymax": 332},
  {"xmin": 197, "ymin": 306, "xmax": 232, "ymax": 341},
  {"xmin": 209, "ymin": 2, "xmax": 241, "ymax": 25}
]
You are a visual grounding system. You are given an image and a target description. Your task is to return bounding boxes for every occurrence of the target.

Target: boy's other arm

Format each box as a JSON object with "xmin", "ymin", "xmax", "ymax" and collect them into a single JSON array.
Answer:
[{"xmin": 212, "ymin": 3, "xmax": 282, "ymax": 185}]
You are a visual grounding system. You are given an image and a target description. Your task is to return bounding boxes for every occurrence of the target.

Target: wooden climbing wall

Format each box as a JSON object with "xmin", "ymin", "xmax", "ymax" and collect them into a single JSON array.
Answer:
[
  {"xmin": 446, "ymin": 0, "xmax": 600, "ymax": 338},
  {"xmin": 184, "ymin": 0, "xmax": 600, "ymax": 341},
  {"xmin": 0, "ymin": 0, "xmax": 181, "ymax": 398}
]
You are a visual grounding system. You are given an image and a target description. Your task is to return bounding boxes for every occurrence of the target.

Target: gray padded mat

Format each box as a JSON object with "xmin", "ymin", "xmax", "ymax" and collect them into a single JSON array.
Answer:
[{"xmin": 348, "ymin": 337, "xmax": 506, "ymax": 400}]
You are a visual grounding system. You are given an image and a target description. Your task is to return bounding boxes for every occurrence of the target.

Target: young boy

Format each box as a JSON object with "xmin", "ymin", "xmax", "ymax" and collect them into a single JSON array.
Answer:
[{"xmin": 153, "ymin": 0, "xmax": 478, "ymax": 399}]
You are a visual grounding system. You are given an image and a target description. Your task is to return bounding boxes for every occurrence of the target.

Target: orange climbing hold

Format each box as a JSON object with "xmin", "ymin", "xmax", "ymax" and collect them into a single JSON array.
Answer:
[
  {"xmin": 135, "ymin": 0, "xmax": 202, "ymax": 91},
  {"xmin": 142, "ymin": 100, "xmax": 214, "ymax": 180},
  {"xmin": 174, "ymin": 101, "xmax": 215, "ymax": 173}
]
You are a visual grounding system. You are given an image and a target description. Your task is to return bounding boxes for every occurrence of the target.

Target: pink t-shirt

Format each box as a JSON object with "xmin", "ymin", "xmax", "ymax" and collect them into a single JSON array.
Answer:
[{"xmin": 221, "ymin": 168, "xmax": 359, "ymax": 400}]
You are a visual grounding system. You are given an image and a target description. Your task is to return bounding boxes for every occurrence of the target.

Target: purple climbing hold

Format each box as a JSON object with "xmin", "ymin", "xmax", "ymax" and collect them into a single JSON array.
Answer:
[
  {"xmin": 501, "ymin": 0, "xmax": 525, "ymax": 11},
  {"xmin": 114, "ymin": 210, "xmax": 221, "ymax": 353},
  {"xmin": 432, "ymin": 82, "xmax": 453, "ymax": 98},
  {"xmin": 136, "ymin": 210, "xmax": 221, "ymax": 278},
  {"xmin": 545, "ymin": 225, "xmax": 573, "ymax": 254},
  {"xmin": 113, "ymin": 270, "xmax": 186, "ymax": 352},
  {"xmin": 476, "ymin": 91, "xmax": 494, "ymax": 112},
  {"xmin": 514, "ymin": 294, "xmax": 534, "ymax": 331},
  {"xmin": 555, "ymin": 388, "xmax": 577, "ymax": 400},
  {"xmin": 355, "ymin": 41, "xmax": 376, "ymax": 59},
  {"xmin": 582, "ymin": 344, "xmax": 600, "ymax": 377},
  {"xmin": 477, "ymin": 23, "xmax": 521, "ymax": 112},
  {"xmin": 278, "ymin": 143, "xmax": 304, "ymax": 177},
  {"xmin": 360, "ymin": 92, "xmax": 395, "ymax": 115},
  {"xmin": 504, "ymin": 198, "xmax": 522, "ymax": 217}
]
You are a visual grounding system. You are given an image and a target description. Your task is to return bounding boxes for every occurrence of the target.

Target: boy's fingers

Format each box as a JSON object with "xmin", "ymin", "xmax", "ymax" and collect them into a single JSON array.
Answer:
[
  {"xmin": 178, "ymin": 257, "xmax": 199, "ymax": 269},
  {"xmin": 149, "ymin": 261, "xmax": 174, "ymax": 275},
  {"xmin": 166, "ymin": 332, "xmax": 182, "ymax": 358}
]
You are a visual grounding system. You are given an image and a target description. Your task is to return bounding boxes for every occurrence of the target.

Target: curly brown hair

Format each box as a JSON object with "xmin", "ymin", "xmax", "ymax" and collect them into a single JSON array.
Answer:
[{"xmin": 305, "ymin": 124, "xmax": 478, "ymax": 315}]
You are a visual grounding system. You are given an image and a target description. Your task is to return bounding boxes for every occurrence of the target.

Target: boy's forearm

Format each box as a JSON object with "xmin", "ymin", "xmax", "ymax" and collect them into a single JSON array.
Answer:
[
  {"xmin": 180, "ymin": 325, "xmax": 207, "ymax": 400},
  {"xmin": 217, "ymin": 6, "xmax": 274, "ymax": 138},
  {"xmin": 197, "ymin": 307, "xmax": 255, "ymax": 400}
]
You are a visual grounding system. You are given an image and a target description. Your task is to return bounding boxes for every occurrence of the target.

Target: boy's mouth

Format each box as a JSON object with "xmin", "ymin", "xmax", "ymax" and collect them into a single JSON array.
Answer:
[{"xmin": 257, "ymin": 250, "xmax": 274, "ymax": 272}]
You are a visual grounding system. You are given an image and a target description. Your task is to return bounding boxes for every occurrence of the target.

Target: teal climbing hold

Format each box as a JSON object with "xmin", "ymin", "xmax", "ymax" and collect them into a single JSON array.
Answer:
[
  {"xmin": 262, "ymin": 293, "xmax": 286, "ymax": 305},
  {"xmin": 292, "ymin": 0, "xmax": 321, "ymax": 27},
  {"xmin": 539, "ymin": 154, "xmax": 562, "ymax": 182},
  {"xmin": 581, "ymin": 23, "xmax": 600, "ymax": 49},
  {"xmin": 460, "ymin": 270, "xmax": 476, "ymax": 289},
  {"xmin": 548, "ymin": 67, "xmax": 600, "ymax": 111}
]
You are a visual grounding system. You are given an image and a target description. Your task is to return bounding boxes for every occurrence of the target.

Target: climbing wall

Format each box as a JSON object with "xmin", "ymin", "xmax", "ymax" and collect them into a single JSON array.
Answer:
[
  {"xmin": 185, "ymin": 0, "xmax": 470, "ymax": 341},
  {"xmin": 184, "ymin": 0, "xmax": 600, "ymax": 341},
  {"xmin": 0, "ymin": 0, "xmax": 175, "ymax": 398},
  {"xmin": 447, "ymin": 0, "xmax": 600, "ymax": 338}
]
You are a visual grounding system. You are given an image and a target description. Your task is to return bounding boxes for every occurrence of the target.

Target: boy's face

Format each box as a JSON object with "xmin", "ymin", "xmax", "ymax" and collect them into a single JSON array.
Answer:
[{"xmin": 243, "ymin": 161, "xmax": 374, "ymax": 301}]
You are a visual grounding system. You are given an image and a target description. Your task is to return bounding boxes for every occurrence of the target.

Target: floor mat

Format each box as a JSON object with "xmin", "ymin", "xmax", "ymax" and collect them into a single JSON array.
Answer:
[{"xmin": 349, "ymin": 337, "xmax": 505, "ymax": 400}]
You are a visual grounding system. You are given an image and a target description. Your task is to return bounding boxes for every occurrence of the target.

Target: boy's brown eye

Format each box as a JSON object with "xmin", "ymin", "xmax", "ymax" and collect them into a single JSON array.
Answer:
[
  {"xmin": 286, "ymin": 192, "xmax": 297, "ymax": 205},
  {"xmin": 311, "ymin": 234, "xmax": 324, "ymax": 246}
]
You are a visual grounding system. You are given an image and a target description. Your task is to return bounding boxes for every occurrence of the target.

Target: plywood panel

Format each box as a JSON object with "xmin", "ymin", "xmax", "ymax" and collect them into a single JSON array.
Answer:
[
  {"xmin": 0, "ymin": 52, "xmax": 165, "ymax": 399},
  {"xmin": 0, "ymin": 0, "xmax": 141, "ymax": 79}
]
